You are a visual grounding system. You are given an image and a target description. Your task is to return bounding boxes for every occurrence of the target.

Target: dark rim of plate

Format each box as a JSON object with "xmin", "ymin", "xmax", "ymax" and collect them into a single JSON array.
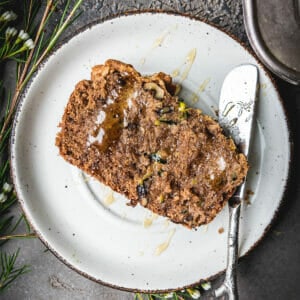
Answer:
[{"xmin": 9, "ymin": 9, "xmax": 293, "ymax": 294}]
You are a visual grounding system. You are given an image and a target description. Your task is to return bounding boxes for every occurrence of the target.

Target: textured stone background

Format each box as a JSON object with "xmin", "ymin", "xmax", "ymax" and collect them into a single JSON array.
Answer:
[
  {"xmin": 2, "ymin": 1, "xmax": 300, "ymax": 299},
  {"xmin": 77, "ymin": 0, "xmax": 247, "ymax": 42}
]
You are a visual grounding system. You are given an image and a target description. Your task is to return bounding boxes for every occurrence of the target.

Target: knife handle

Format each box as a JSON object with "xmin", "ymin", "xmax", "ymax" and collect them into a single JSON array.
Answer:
[{"xmin": 215, "ymin": 200, "xmax": 241, "ymax": 300}]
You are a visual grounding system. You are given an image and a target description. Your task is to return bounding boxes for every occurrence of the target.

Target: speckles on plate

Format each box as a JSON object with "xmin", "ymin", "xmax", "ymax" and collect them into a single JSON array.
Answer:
[{"xmin": 11, "ymin": 12, "xmax": 290, "ymax": 291}]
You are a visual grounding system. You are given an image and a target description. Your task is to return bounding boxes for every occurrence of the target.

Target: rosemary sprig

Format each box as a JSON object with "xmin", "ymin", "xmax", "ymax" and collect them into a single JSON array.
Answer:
[
  {"xmin": 0, "ymin": 0, "xmax": 83, "ymax": 142},
  {"xmin": 135, "ymin": 282, "xmax": 212, "ymax": 300},
  {"xmin": 0, "ymin": 249, "xmax": 29, "ymax": 291},
  {"xmin": 0, "ymin": 2, "xmax": 12, "ymax": 7},
  {"xmin": 2, "ymin": 1, "xmax": 210, "ymax": 298},
  {"xmin": 0, "ymin": 0, "xmax": 83, "ymax": 292}
]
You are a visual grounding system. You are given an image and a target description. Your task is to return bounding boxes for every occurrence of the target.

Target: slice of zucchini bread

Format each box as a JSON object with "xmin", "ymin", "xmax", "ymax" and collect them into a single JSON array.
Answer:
[{"xmin": 56, "ymin": 59, "xmax": 248, "ymax": 228}]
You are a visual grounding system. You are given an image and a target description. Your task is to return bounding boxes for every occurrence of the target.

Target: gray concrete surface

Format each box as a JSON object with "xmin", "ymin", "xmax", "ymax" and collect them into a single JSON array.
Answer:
[{"xmin": 2, "ymin": 1, "xmax": 300, "ymax": 299}]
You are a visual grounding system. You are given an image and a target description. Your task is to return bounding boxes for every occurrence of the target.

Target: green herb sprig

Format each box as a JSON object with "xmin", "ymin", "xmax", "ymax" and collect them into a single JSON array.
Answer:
[
  {"xmin": 134, "ymin": 282, "xmax": 212, "ymax": 300},
  {"xmin": 2, "ymin": 1, "xmax": 211, "ymax": 297},
  {"xmin": 0, "ymin": 0, "xmax": 82, "ymax": 292}
]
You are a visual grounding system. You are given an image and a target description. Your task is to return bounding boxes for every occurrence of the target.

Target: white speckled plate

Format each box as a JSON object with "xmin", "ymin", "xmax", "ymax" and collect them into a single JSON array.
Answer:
[{"xmin": 11, "ymin": 12, "xmax": 291, "ymax": 292}]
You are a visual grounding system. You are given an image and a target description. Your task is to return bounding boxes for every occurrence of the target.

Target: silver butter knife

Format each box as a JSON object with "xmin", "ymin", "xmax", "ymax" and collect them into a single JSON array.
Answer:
[{"xmin": 214, "ymin": 64, "xmax": 259, "ymax": 300}]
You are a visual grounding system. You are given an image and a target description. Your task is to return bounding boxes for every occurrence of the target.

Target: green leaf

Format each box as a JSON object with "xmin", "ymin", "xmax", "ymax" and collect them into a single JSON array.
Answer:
[
  {"xmin": 0, "ymin": 249, "xmax": 29, "ymax": 291},
  {"xmin": 0, "ymin": 0, "xmax": 83, "ymax": 292}
]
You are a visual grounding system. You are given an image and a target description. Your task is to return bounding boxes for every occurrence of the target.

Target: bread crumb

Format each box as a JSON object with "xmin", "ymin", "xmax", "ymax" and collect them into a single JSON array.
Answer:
[{"xmin": 218, "ymin": 227, "xmax": 224, "ymax": 234}]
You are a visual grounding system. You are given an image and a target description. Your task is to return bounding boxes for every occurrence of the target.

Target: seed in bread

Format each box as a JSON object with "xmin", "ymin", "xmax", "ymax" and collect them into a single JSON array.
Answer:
[{"xmin": 56, "ymin": 59, "xmax": 248, "ymax": 228}]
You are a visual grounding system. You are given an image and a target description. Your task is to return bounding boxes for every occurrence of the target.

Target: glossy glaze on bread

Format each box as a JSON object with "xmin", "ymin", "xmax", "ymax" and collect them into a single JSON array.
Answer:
[{"xmin": 56, "ymin": 60, "xmax": 248, "ymax": 228}]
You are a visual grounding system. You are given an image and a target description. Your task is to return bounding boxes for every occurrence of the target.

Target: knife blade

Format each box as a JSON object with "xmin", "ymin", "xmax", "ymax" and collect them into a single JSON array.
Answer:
[
  {"xmin": 219, "ymin": 64, "xmax": 258, "ymax": 159},
  {"xmin": 215, "ymin": 64, "xmax": 258, "ymax": 300}
]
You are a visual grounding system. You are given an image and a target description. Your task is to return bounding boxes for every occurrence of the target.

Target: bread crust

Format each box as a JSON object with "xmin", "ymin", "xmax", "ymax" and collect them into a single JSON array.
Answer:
[{"xmin": 56, "ymin": 59, "xmax": 248, "ymax": 228}]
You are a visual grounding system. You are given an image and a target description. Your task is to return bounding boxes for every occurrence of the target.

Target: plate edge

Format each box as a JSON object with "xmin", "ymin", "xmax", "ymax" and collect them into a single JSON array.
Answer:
[{"xmin": 9, "ymin": 9, "xmax": 293, "ymax": 293}]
